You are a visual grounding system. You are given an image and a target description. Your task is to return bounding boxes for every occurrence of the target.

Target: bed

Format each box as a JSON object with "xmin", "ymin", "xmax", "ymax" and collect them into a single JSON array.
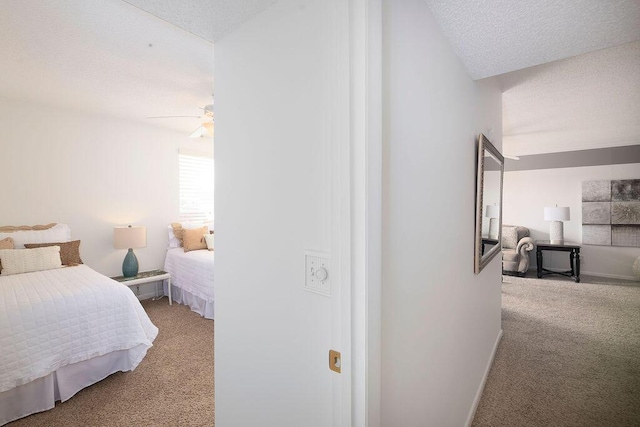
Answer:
[
  {"xmin": 163, "ymin": 247, "xmax": 215, "ymax": 319},
  {"xmin": 162, "ymin": 223, "xmax": 215, "ymax": 319},
  {"xmin": 0, "ymin": 224, "xmax": 158, "ymax": 425}
]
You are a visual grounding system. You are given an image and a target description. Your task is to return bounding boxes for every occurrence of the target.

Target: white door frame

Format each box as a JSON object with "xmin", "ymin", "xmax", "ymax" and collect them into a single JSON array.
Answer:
[{"xmin": 347, "ymin": 0, "xmax": 383, "ymax": 426}]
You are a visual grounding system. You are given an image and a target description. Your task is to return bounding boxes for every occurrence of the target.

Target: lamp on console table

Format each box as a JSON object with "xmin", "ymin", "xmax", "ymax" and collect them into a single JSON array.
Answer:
[
  {"xmin": 544, "ymin": 206, "xmax": 570, "ymax": 244},
  {"xmin": 485, "ymin": 204, "xmax": 500, "ymax": 240},
  {"xmin": 113, "ymin": 225, "xmax": 146, "ymax": 277}
]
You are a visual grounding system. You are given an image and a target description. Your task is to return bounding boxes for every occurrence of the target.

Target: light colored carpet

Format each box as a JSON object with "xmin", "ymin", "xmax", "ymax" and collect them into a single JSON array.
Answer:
[
  {"xmin": 473, "ymin": 274, "xmax": 640, "ymax": 427},
  {"xmin": 9, "ymin": 298, "xmax": 215, "ymax": 427}
]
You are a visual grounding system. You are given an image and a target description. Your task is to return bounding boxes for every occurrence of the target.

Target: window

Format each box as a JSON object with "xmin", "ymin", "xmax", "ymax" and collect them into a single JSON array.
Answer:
[{"xmin": 179, "ymin": 153, "xmax": 214, "ymax": 224}]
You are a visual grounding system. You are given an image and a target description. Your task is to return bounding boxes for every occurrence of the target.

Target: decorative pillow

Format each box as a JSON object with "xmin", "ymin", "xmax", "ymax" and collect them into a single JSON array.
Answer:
[
  {"xmin": 501, "ymin": 226, "xmax": 518, "ymax": 249},
  {"xmin": 0, "ymin": 223, "xmax": 56, "ymax": 232},
  {"xmin": 171, "ymin": 223, "xmax": 185, "ymax": 246},
  {"xmin": 204, "ymin": 233, "xmax": 214, "ymax": 251},
  {"xmin": 182, "ymin": 226, "xmax": 209, "ymax": 252},
  {"xmin": 0, "ymin": 223, "xmax": 71, "ymax": 249},
  {"xmin": 0, "ymin": 237, "xmax": 14, "ymax": 249},
  {"xmin": 171, "ymin": 223, "xmax": 212, "ymax": 247},
  {"xmin": 24, "ymin": 240, "xmax": 83, "ymax": 266},
  {"xmin": 0, "ymin": 246, "xmax": 62, "ymax": 276},
  {"xmin": 0, "ymin": 237, "xmax": 14, "ymax": 274}
]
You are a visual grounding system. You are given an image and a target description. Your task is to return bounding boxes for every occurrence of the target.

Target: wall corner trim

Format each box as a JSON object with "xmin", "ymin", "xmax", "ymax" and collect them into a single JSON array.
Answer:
[{"xmin": 465, "ymin": 329, "xmax": 503, "ymax": 427}]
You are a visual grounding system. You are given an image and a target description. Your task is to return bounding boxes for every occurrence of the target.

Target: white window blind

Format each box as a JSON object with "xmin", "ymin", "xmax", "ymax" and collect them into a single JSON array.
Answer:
[{"xmin": 179, "ymin": 153, "xmax": 214, "ymax": 224}]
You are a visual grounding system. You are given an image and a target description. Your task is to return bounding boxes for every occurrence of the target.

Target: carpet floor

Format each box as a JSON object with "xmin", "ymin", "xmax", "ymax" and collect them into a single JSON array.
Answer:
[
  {"xmin": 9, "ymin": 298, "xmax": 215, "ymax": 427},
  {"xmin": 473, "ymin": 274, "xmax": 640, "ymax": 427}
]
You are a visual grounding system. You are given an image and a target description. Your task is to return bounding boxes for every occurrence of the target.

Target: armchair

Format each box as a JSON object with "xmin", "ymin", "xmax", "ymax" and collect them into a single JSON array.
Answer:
[{"xmin": 502, "ymin": 225, "xmax": 535, "ymax": 277}]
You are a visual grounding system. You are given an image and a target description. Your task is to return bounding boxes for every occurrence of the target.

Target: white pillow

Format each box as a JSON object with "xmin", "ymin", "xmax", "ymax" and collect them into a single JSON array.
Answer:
[
  {"xmin": 167, "ymin": 225, "xmax": 181, "ymax": 248},
  {"xmin": 204, "ymin": 233, "xmax": 214, "ymax": 251},
  {"xmin": 0, "ymin": 246, "xmax": 63, "ymax": 276},
  {"xmin": 0, "ymin": 224, "xmax": 72, "ymax": 249}
]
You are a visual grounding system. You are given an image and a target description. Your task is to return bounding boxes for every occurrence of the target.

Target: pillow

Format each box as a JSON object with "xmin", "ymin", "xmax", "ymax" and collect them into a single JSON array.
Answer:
[
  {"xmin": 0, "ymin": 223, "xmax": 71, "ymax": 249},
  {"xmin": 0, "ymin": 246, "xmax": 62, "ymax": 276},
  {"xmin": 204, "ymin": 233, "xmax": 214, "ymax": 251},
  {"xmin": 24, "ymin": 240, "xmax": 83, "ymax": 266},
  {"xmin": 0, "ymin": 237, "xmax": 14, "ymax": 249},
  {"xmin": 0, "ymin": 223, "xmax": 56, "ymax": 232},
  {"xmin": 182, "ymin": 226, "xmax": 209, "ymax": 252},
  {"xmin": 167, "ymin": 225, "xmax": 181, "ymax": 248},
  {"xmin": 0, "ymin": 237, "xmax": 14, "ymax": 274},
  {"xmin": 171, "ymin": 222, "xmax": 211, "ymax": 247},
  {"xmin": 501, "ymin": 226, "xmax": 518, "ymax": 249}
]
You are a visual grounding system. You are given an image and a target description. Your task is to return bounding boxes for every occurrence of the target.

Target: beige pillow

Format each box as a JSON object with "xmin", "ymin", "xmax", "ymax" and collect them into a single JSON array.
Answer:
[
  {"xmin": 0, "ymin": 223, "xmax": 56, "ymax": 232},
  {"xmin": 182, "ymin": 226, "xmax": 209, "ymax": 252},
  {"xmin": 0, "ymin": 237, "xmax": 14, "ymax": 273},
  {"xmin": 24, "ymin": 240, "xmax": 83, "ymax": 266},
  {"xmin": 0, "ymin": 246, "xmax": 62, "ymax": 276},
  {"xmin": 0, "ymin": 237, "xmax": 14, "ymax": 249},
  {"xmin": 204, "ymin": 233, "xmax": 214, "ymax": 251},
  {"xmin": 171, "ymin": 223, "xmax": 185, "ymax": 246}
]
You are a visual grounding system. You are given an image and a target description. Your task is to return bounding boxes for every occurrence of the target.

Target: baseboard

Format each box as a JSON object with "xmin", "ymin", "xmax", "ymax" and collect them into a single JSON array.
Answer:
[
  {"xmin": 580, "ymin": 270, "xmax": 637, "ymax": 281},
  {"xmin": 465, "ymin": 329, "xmax": 503, "ymax": 427}
]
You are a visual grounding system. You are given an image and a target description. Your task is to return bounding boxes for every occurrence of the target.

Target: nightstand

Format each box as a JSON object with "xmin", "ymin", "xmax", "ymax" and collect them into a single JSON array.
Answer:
[{"xmin": 110, "ymin": 269, "xmax": 172, "ymax": 305}]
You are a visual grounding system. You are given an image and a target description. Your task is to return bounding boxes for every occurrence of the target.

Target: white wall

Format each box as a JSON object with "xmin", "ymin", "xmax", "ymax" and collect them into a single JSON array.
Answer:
[
  {"xmin": 0, "ymin": 96, "xmax": 204, "ymax": 295},
  {"xmin": 214, "ymin": 0, "xmax": 342, "ymax": 425},
  {"xmin": 504, "ymin": 164, "xmax": 640, "ymax": 280},
  {"xmin": 382, "ymin": 0, "xmax": 503, "ymax": 425}
]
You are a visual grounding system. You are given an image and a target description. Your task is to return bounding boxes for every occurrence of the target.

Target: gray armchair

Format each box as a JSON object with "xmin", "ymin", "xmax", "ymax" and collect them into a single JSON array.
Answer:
[{"xmin": 502, "ymin": 225, "xmax": 535, "ymax": 276}]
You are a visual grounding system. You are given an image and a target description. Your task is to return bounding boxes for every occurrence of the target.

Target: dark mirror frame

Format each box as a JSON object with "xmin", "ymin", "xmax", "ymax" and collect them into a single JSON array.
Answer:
[{"xmin": 474, "ymin": 134, "xmax": 504, "ymax": 274}]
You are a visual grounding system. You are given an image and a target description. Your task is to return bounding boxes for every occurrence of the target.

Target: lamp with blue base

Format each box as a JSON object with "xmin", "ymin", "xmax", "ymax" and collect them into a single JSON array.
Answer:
[{"xmin": 114, "ymin": 225, "xmax": 147, "ymax": 278}]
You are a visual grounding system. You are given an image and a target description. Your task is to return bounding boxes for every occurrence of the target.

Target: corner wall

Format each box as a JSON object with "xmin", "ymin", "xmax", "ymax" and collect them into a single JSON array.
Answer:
[
  {"xmin": 504, "ymin": 163, "xmax": 640, "ymax": 280},
  {"xmin": 0, "ymin": 96, "xmax": 200, "ymax": 288},
  {"xmin": 382, "ymin": 0, "xmax": 503, "ymax": 425}
]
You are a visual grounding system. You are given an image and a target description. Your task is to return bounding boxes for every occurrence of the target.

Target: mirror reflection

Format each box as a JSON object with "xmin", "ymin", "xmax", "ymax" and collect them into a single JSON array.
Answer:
[{"xmin": 475, "ymin": 134, "xmax": 504, "ymax": 273}]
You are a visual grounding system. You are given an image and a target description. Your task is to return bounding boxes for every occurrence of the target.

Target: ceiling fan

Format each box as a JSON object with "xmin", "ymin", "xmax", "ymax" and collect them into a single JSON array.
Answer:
[{"xmin": 147, "ymin": 103, "xmax": 214, "ymax": 138}]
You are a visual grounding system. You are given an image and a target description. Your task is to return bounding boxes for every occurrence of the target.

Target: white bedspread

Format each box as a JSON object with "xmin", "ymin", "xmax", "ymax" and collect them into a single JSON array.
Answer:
[
  {"xmin": 0, "ymin": 265, "xmax": 158, "ymax": 393},
  {"xmin": 163, "ymin": 248, "xmax": 214, "ymax": 301}
]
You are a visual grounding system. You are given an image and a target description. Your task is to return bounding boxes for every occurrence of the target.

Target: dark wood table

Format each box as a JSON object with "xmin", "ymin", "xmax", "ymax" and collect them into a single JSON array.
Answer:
[
  {"xmin": 482, "ymin": 237, "xmax": 499, "ymax": 255},
  {"xmin": 535, "ymin": 240, "xmax": 581, "ymax": 283}
]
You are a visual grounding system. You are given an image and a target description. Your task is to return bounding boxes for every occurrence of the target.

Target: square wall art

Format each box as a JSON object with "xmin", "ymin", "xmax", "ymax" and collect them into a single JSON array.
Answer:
[{"xmin": 582, "ymin": 179, "xmax": 640, "ymax": 247}]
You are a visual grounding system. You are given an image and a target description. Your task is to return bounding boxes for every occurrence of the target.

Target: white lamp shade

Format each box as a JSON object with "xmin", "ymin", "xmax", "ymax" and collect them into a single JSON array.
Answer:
[
  {"xmin": 114, "ymin": 226, "xmax": 147, "ymax": 249},
  {"xmin": 544, "ymin": 207, "xmax": 570, "ymax": 221},
  {"xmin": 485, "ymin": 205, "xmax": 500, "ymax": 218}
]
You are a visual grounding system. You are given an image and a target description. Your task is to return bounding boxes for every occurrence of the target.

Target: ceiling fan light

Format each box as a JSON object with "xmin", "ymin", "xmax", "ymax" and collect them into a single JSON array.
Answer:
[{"xmin": 189, "ymin": 124, "xmax": 214, "ymax": 138}]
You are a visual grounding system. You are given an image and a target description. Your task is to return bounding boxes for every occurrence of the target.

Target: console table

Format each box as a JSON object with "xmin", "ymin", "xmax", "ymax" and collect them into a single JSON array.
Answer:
[{"xmin": 535, "ymin": 240, "xmax": 581, "ymax": 283}]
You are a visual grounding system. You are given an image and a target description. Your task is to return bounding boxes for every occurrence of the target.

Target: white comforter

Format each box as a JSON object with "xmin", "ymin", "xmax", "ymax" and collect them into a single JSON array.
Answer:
[
  {"xmin": 164, "ymin": 248, "xmax": 214, "ymax": 301},
  {"xmin": 0, "ymin": 265, "xmax": 158, "ymax": 393}
]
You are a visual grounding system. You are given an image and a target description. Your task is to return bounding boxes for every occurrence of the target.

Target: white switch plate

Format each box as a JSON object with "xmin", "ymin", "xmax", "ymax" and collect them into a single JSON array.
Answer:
[{"xmin": 305, "ymin": 250, "xmax": 331, "ymax": 296}]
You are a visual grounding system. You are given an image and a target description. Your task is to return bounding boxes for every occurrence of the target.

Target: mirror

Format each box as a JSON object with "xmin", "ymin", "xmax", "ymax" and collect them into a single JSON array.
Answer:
[{"xmin": 475, "ymin": 134, "xmax": 504, "ymax": 274}]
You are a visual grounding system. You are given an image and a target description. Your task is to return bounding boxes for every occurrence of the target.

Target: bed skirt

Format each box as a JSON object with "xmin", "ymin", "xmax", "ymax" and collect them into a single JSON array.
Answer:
[
  {"xmin": 0, "ymin": 347, "xmax": 144, "ymax": 426},
  {"xmin": 164, "ymin": 282, "xmax": 214, "ymax": 319}
]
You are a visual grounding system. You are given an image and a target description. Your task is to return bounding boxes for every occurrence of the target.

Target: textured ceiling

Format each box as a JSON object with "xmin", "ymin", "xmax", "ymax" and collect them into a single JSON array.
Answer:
[
  {"xmin": 424, "ymin": 0, "xmax": 640, "ymax": 79},
  {"xmin": 0, "ymin": 0, "xmax": 215, "ymax": 134},
  {"xmin": 122, "ymin": 0, "xmax": 278, "ymax": 43},
  {"xmin": 423, "ymin": 0, "xmax": 640, "ymax": 156},
  {"xmin": 499, "ymin": 41, "xmax": 640, "ymax": 157},
  {"xmin": 0, "ymin": 0, "xmax": 280, "ymax": 134}
]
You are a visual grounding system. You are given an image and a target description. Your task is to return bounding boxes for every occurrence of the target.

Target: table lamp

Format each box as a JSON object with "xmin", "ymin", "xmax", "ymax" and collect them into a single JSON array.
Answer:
[
  {"xmin": 485, "ymin": 204, "xmax": 500, "ymax": 239},
  {"xmin": 544, "ymin": 206, "xmax": 570, "ymax": 244},
  {"xmin": 114, "ymin": 225, "xmax": 146, "ymax": 277}
]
